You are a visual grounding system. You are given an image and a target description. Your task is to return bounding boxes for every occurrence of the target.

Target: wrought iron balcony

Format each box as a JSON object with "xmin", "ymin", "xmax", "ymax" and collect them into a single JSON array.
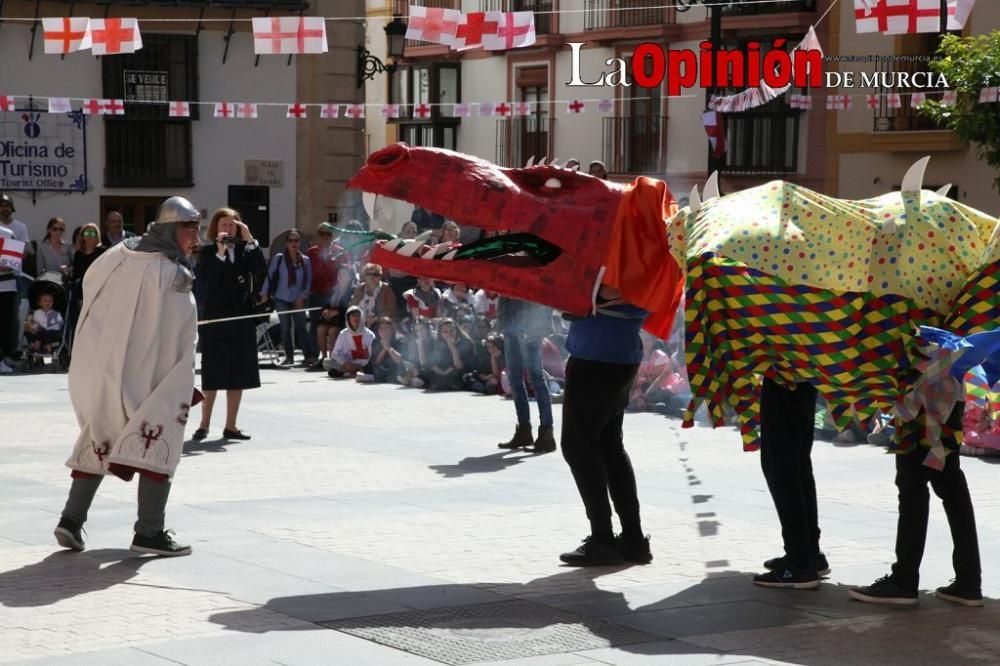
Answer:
[
  {"xmin": 872, "ymin": 58, "xmax": 944, "ymax": 132},
  {"xmin": 480, "ymin": 0, "xmax": 556, "ymax": 36},
  {"xmin": 496, "ymin": 116, "xmax": 554, "ymax": 168},
  {"xmin": 601, "ymin": 115, "xmax": 668, "ymax": 174},
  {"xmin": 721, "ymin": 0, "xmax": 815, "ymax": 15},
  {"xmin": 585, "ymin": 0, "xmax": 673, "ymax": 31}
]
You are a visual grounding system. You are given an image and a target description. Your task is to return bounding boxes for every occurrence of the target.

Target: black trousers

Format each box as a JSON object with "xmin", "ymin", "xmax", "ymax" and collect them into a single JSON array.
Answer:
[
  {"xmin": 891, "ymin": 405, "xmax": 981, "ymax": 591},
  {"xmin": 561, "ymin": 357, "xmax": 642, "ymax": 539},
  {"xmin": 0, "ymin": 290, "xmax": 17, "ymax": 358},
  {"xmin": 760, "ymin": 378, "xmax": 820, "ymax": 569}
]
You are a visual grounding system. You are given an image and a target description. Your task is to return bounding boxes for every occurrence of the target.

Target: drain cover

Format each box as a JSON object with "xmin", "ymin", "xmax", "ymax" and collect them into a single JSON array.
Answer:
[{"xmin": 322, "ymin": 599, "xmax": 659, "ymax": 664}]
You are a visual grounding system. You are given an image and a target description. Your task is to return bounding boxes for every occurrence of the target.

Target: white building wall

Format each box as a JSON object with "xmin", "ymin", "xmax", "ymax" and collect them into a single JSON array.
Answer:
[
  {"xmin": 0, "ymin": 22, "xmax": 296, "ymax": 240},
  {"xmin": 552, "ymin": 45, "xmax": 609, "ymax": 168},
  {"xmin": 456, "ymin": 57, "xmax": 508, "ymax": 160}
]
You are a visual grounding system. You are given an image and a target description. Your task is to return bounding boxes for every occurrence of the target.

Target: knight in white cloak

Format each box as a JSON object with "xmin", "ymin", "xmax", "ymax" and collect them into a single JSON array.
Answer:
[{"xmin": 53, "ymin": 196, "xmax": 202, "ymax": 557}]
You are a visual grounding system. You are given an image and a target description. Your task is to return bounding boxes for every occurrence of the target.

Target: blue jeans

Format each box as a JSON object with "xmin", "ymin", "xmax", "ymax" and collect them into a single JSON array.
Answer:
[
  {"xmin": 504, "ymin": 334, "xmax": 552, "ymax": 427},
  {"xmin": 276, "ymin": 299, "xmax": 316, "ymax": 361}
]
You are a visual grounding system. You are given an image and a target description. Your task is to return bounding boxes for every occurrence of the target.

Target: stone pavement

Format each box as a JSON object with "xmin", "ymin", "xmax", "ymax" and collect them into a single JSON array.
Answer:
[{"xmin": 1, "ymin": 364, "xmax": 998, "ymax": 665}]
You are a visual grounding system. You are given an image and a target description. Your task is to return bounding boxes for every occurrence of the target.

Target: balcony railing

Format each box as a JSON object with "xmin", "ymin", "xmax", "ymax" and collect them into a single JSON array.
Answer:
[
  {"xmin": 872, "ymin": 58, "xmax": 943, "ymax": 132},
  {"xmin": 585, "ymin": 0, "xmax": 673, "ymax": 31},
  {"xmin": 496, "ymin": 117, "xmax": 553, "ymax": 168},
  {"xmin": 396, "ymin": 0, "xmax": 462, "ymax": 48},
  {"xmin": 720, "ymin": 104, "xmax": 800, "ymax": 175},
  {"xmin": 601, "ymin": 115, "xmax": 667, "ymax": 174},
  {"xmin": 721, "ymin": 0, "xmax": 815, "ymax": 15},
  {"xmin": 480, "ymin": 0, "xmax": 555, "ymax": 35}
]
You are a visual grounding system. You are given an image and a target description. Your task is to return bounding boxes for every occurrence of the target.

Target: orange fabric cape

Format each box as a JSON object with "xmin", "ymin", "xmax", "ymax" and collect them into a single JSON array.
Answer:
[{"xmin": 601, "ymin": 177, "xmax": 684, "ymax": 339}]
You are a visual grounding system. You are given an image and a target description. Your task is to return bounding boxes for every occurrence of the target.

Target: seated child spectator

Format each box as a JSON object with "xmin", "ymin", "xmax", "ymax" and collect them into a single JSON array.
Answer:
[
  {"xmin": 316, "ymin": 265, "xmax": 356, "ymax": 364},
  {"xmin": 421, "ymin": 317, "xmax": 475, "ymax": 391},
  {"xmin": 440, "ymin": 283, "xmax": 475, "ymax": 320},
  {"xmin": 399, "ymin": 317, "xmax": 434, "ymax": 388},
  {"xmin": 326, "ymin": 305, "xmax": 374, "ymax": 380},
  {"xmin": 403, "ymin": 277, "xmax": 442, "ymax": 323},
  {"xmin": 25, "ymin": 292, "xmax": 64, "ymax": 354},
  {"xmin": 465, "ymin": 332, "xmax": 505, "ymax": 394},
  {"xmin": 370, "ymin": 317, "xmax": 404, "ymax": 384}
]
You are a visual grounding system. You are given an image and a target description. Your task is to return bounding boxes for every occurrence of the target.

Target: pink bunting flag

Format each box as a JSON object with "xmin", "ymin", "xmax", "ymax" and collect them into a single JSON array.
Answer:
[
  {"xmin": 320, "ymin": 104, "xmax": 340, "ymax": 119},
  {"xmin": 0, "ymin": 95, "xmax": 15, "ymax": 112},
  {"xmin": 481, "ymin": 11, "xmax": 536, "ymax": 51},
  {"xmin": 168, "ymin": 101, "xmax": 190, "ymax": 118},
  {"xmin": 405, "ymin": 5, "xmax": 462, "ymax": 48}
]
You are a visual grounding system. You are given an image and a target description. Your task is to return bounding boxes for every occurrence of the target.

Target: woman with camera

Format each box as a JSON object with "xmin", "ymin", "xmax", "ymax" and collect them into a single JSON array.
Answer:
[{"xmin": 192, "ymin": 208, "xmax": 265, "ymax": 442}]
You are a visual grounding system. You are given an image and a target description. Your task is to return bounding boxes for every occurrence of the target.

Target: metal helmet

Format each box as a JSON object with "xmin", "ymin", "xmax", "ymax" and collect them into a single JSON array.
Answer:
[
  {"xmin": 0, "ymin": 192, "xmax": 14, "ymax": 212},
  {"xmin": 155, "ymin": 196, "xmax": 199, "ymax": 224}
]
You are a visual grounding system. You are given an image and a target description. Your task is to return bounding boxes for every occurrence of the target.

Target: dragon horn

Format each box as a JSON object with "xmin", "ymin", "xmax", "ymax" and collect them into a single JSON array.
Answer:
[
  {"xmin": 935, "ymin": 184, "xmax": 952, "ymax": 197},
  {"xmin": 901, "ymin": 155, "xmax": 931, "ymax": 193},
  {"xmin": 689, "ymin": 185, "xmax": 702, "ymax": 214},
  {"xmin": 703, "ymin": 171, "xmax": 721, "ymax": 200}
]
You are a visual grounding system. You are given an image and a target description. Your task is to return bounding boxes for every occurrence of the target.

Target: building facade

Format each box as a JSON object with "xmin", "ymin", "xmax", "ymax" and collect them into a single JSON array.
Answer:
[{"xmin": 0, "ymin": 0, "xmax": 365, "ymax": 244}]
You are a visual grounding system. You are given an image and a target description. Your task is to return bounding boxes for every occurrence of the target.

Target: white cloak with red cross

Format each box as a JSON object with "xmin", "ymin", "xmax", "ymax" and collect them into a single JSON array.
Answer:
[{"xmin": 66, "ymin": 244, "xmax": 197, "ymax": 479}]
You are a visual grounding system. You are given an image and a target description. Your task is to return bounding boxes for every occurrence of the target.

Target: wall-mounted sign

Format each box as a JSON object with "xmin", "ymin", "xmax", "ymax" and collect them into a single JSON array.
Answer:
[
  {"xmin": 0, "ymin": 108, "xmax": 87, "ymax": 192},
  {"xmin": 124, "ymin": 70, "xmax": 168, "ymax": 102},
  {"xmin": 245, "ymin": 159, "xmax": 283, "ymax": 188}
]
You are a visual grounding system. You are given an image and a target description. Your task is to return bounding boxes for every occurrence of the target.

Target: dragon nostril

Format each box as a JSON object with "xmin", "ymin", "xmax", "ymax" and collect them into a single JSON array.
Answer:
[{"xmin": 370, "ymin": 143, "xmax": 408, "ymax": 169}]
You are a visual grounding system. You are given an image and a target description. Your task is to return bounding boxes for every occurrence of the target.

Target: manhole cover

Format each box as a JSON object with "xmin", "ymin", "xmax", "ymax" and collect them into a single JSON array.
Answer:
[{"xmin": 322, "ymin": 599, "xmax": 659, "ymax": 664}]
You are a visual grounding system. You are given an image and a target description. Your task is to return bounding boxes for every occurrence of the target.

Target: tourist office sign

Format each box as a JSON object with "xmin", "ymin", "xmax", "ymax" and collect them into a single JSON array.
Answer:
[{"xmin": 0, "ymin": 107, "xmax": 87, "ymax": 192}]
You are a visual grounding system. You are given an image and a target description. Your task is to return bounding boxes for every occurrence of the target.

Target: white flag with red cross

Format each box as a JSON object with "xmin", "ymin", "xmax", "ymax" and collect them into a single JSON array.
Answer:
[
  {"xmin": 252, "ymin": 17, "xmax": 328, "ymax": 55},
  {"xmin": 478, "ymin": 102, "xmax": 496, "ymax": 117},
  {"xmin": 910, "ymin": 92, "xmax": 927, "ymax": 106},
  {"xmin": 598, "ymin": 99, "xmax": 614, "ymax": 114},
  {"xmin": 481, "ymin": 11, "xmax": 536, "ymax": 51},
  {"xmin": 941, "ymin": 90, "xmax": 957, "ymax": 106},
  {"xmin": 405, "ymin": 5, "xmax": 462, "ymax": 48},
  {"xmin": 978, "ymin": 87, "xmax": 999, "ymax": 103},
  {"xmin": 886, "ymin": 93, "xmax": 903, "ymax": 108},
  {"xmin": 235, "ymin": 103, "xmax": 258, "ymax": 119},
  {"xmin": 168, "ymin": 101, "xmax": 190, "ymax": 117},
  {"xmin": 0, "ymin": 237, "xmax": 25, "ymax": 272},
  {"xmin": 854, "ymin": 0, "xmax": 972, "ymax": 35},
  {"xmin": 42, "ymin": 17, "xmax": 93, "ymax": 54},
  {"xmin": 214, "ymin": 102, "xmax": 235, "ymax": 119},
  {"xmin": 48, "ymin": 98, "xmax": 72, "ymax": 114},
  {"xmin": 287, "ymin": 103, "xmax": 308, "ymax": 119},
  {"xmin": 413, "ymin": 103, "xmax": 433, "ymax": 119},
  {"xmin": 567, "ymin": 100, "xmax": 586, "ymax": 114},
  {"xmin": 89, "ymin": 18, "xmax": 142, "ymax": 55},
  {"xmin": 826, "ymin": 94, "xmax": 852, "ymax": 110},
  {"xmin": 320, "ymin": 103, "xmax": 340, "ymax": 119},
  {"xmin": 494, "ymin": 102, "xmax": 513, "ymax": 118},
  {"xmin": 453, "ymin": 12, "xmax": 499, "ymax": 50},
  {"xmin": 381, "ymin": 104, "xmax": 401, "ymax": 119},
  {"xmin": 866, "ymin": 94, "xmax": 881, "ymax": 109},
  {"xmin": 513, "ymin": 101, "xmax": 531, "ymax": 117},
  {"xmin": 102, "ymin": 99, "xmax": 125, "ymax": 115},
  {"xmin": 345, "ymin": 104, "xmax": 366, "ymax": 119},
  {"xmin": 81, "ymin": 99, "xmax": 105, "ymax": 115},
  {"xmin": 0, "ymin": 95, "xmax": 15, "ymax": 112},
  {"xmin": 452, "ymin": 103, "xmax": 473, "ymax": 118},
  {"xmin": 948, "ymin": 0, "xmax": 976, "ymax": 29},
  {"xmin": 702, "ymin": 110, "xmax": 726, "ymax": 158}
]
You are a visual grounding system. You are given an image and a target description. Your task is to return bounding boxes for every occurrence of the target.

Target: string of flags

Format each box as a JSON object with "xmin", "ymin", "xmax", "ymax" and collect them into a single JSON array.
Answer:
[
  {"xmin": 405, "ymin": 6, "xmax": 536, "ymax": 51},
  {"xmin": 42, "ymin": 17, "xmax": 142, "ymax": 55},
  {"xmin": 2, "ymin": 88, "xmax": 995, "ymax": 120},
  {"xmin": 853, "ymin": 0, "xmax": 975, "ymax": 35}
]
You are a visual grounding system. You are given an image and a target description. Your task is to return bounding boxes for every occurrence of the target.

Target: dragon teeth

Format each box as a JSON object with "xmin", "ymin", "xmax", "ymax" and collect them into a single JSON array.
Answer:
[
  {"xmin": 383, "ymin": 239, "xmax": 403, "ymax": 252},
  {"xmin": 442, "ymin": 249, "xmax": 458, "ymax": 261},
  {"xmin": 395, "ymin": 240, "xmax": 424, "ymax": 257}
]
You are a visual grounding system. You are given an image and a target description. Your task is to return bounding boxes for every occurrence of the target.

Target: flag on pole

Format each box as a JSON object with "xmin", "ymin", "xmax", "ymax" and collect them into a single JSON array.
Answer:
[
  {"xmin": 89, "ymin": 18, "xmax": 142, "ymax": 55},
  {"xmin": 47, "ymin": 98, "xmax": 71, "ymax": 113},
  {"xmin": 702, "ymin": 110, "xmax": 726, "ymax": 158},
  {"xmin": 252, "ymin": 17, "xmax": 328, "ymax": 55},
  {"xmin": 405, "ymin": 5, "xmax": 462, "ymax": 48},
  {"xmin": 948, "ymin": 0, "xmax": 976, "ymax": 30},
  {"xmin": 42, "ymin": 17, "xmax": 92, "ymax": 54},
  {"xmin": 481, "ymin": 11, "xmax": 536, "ymax": 50}
]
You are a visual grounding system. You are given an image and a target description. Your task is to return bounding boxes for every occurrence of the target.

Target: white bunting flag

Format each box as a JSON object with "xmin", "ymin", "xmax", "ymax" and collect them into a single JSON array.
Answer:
[
  {"xmin": 236, "ymin": 103, "xmax": 258, "ymax": 119},
  {"xmin": 495, "ymin": 102, "xmax": 513, "ymax": 117},
  {"xmin": 948, "ymin": 0, "xmax": 976, "ymax": 30},
  {"xmin": 42, "ymin": 17, "xmax": 92, "ymax": 54},
  {"xmin": 941, "ymin": 90, "xmax": 957, "ymax": 106},
  {"xmin": 0, "ymin": 95, "xmax": 15, "ymax": 112},
  {"xmin": 598, "ymin": 99, "xmax": 614, "ymax": 114},
  {"xmin": 452, "ymin": 103, "xmax": 472, "ymax": 118},
  {"xmin": 978, "ymin": 87, "xmax": 999, "ymax": 103},
  {"xmin": 214, "ymin": 102, "xmax": 235, "ymax": 119},
  {"xmin": 168, "ymin": 101, "xmax": 191, "ymax": 118},
  {"xmin": 910, "ymin": 92, "xmax": 927, "ymax": 106},
  {"xmin": 381, "ymin": 104, "xmax": 401, "ymax": 119},
  {"xmin": 320, "ymin": 103, "xmax": 340, "ymax": 119},
  {"xmin": 102, "ymin": 99, "xmax": 125, "ymax": 115},
  {"xmin": 413, "ymin": 103, "xmax": 433, "ymax": 119},
  {"xmin": 866, "ymin": 94, "xmax": 880, "ymax": 110},
  {"xmin": 81, "ymin": 99, "xmax": 105, "ymax": 115},
  {"xmin": 47, "ymin": 97, "xmax": 71, "ymax": 113},
  {"xmin": 481, "ymin": 11, "xmax": 536, "ymax": 51},
  {"xmin": 405, "ymin": 5, "xmax": 462, "ymax": 48},
  {"xmin": 478, "ymin": 102, "xmax": 497, "ymax": 117},
  {"xmin": 513, "ymin": 101, "xmax": 531, "ymax": 117},
  {"xmin": 252, "ymin": 17, "xmax": 328, "ymax": 55},
  {"xmin": 567, "ymin": 100, "xmax": 586, "ymax": 114},
  {"xmin": 345, "ymin": 104, "xmax": 366, "ymax": 119},
  {"xmin": 89, "ymin": 18, "xmax": 142, "ymax": 55},
  {"xmin": 887, "ymin": 93, "xmax": 903, "ymax": 109},
  {"xmin": 287, "ymin": 103, "xmax": 308, "ymax": 119}
]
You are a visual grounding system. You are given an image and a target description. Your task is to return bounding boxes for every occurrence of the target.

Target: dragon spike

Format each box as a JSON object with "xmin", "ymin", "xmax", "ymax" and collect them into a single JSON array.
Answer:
[
  {"xmin": 525, "ymin": 155, "xmax": 536, "ymax": 168},
  {"xmin": 936, "ymin": 184, "xmax": 953, "ymax": 198},
  {"xmin": 415, "ymin": 229, "xmax": 434, "ymax": 244},
  {"xmin": 703, "ymin": 171, "xmax": 721, "ymax": 200},
  {"xmin": 569, "ymin": 164, "xmax": 581, "ymax": 172},
  {"xmin": 689, "ymin": 185, "xmax": 702, "ymax": 214},
  {"xmin": 901, "ymin": 155, "xmax": 931, "ymax": 193},
  {"xmin": 539, "ymin": 156, "xmax": 548, "ymax": 166},
  {"xmin": 550, "ymin": 158, "xmax": 561, "ymax": 167}
]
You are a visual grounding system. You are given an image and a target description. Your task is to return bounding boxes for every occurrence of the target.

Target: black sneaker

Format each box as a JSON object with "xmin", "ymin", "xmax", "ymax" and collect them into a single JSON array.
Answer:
[
  {"xmin": 849, "ymin": 575, "xmax": 918, "ymax": 606},
  {"xmin": 935, "ymin": 581, "xmax": 984, "ymax": 607},
  {"xmin": 559, "ymin": 535, "xmax": 625, "ymax": 567},
  {"xmin": 130, "ymin": 529, "xmax": 192, "ymax": 557},
  {"xmin": 764, "ymin": 552, "xmax": 830, "ymax": 576},
  {"xmin": 618, "ymin": 534, "xmax": 653, "ymax": 564},
  {"xmin": 54, "ymin": 517, "xmax": 85, "ymax": 552},
  {"xmin": 753, "ymin": 566, "xmax": 820, "ymax": 590}
]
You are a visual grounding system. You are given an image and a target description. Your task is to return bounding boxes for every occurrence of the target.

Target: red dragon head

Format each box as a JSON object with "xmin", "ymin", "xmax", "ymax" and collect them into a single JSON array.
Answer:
[{"xmin": 348, "ymin": 143, "xmax": 684, "ymax": 336}]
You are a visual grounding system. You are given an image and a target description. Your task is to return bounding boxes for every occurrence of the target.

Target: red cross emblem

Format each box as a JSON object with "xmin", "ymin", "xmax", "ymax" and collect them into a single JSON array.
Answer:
[
  {"xmin": 320, "ymin": 103, "xmax": 339, "ymax": 119},
  {"xmin": 568, "ymin": 100, "xmax": 585, "ymax": 114},
  {"xmin": 350, "ymin": 334, "xmax": 369, "ymax": 360},
  {"xmin": 414, "ymin": 103, "xmax": 432, "ymax": 118},
  {"xmin": 854, "ymin": 0, "xmax": 954, "ymax": 33},
  {"xmin": 169, "ymin": 101, "xmax": 190, "ymax": 117},
  {"xmin": 346, "ymin": 104, "xmax": 365, "ymax": 119},
  {"xmin": 257, "ymin": 17, "xmax": 325, "ymax": 53},
  {"xmin": 215, "ymin": 102, "xmax": 232, "ymax": 118},
  {"xmin": 102, "ymin": 99, "xmax": 125, "ymax": 115},
  {"xmin": 866, "ymin": 94, "xmax": 880, "ymax": 110},
  {"xmin": 409, "ymin": 7, "xmax": 458, "ymax": 43},
  {"xmin": 0, "ymin": 95, "xmax": 15, "ymax": 112},
  {"xmin": 287, "ymin": 102, "xmax": 307, "ymax": 118},
  {"xmin": 46, "ymin": 17, "xmax": 88, "ymax": 54},
  {"xmin": 91, "ymin": 18, "xmax": 134, "ymax": 55},
  {"xmin": 495, "ymin": 102, "xmax": 512, "ymax": 117},
  {"xmin": 82, "ymin": 98, "xmax": 103, "ymax": 115},
  {"xmin": 497, "ymin": 12, "xmax": 531, "ymax": 49},
  {"xmin": 237, "ymin": 102, "xmax": 257, "ymax": 118},
  {"xmin": 455, "ymin": 12, "xmax": 499, "ymax": 48}
]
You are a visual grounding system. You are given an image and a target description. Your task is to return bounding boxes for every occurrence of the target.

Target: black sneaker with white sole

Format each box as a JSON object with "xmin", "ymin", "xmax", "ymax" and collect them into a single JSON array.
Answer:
[
  {"xmin": 753, "ymin": 566, "xmax": 820, "ymax": 589},
  {"xmin": 130, "ymin": 529, "xmax": 192, "ymax": 557},
  {"xmin": 764, "ymin": 552, "xmax": 830, "ymax": 576},
  {"xmin": 935, "ymin": 581, "xmax": 984, "ymax": 607},
  {"xmin": 849, "ymin": 575, "xmax": 918, "ymax": 606},
  {"xmin": 53, "ymin": 517, "xmax": 85, "ymax": 552}
]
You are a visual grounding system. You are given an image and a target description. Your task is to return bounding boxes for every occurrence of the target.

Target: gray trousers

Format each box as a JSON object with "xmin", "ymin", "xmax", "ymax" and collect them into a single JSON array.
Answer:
[{"xmin": 62, "ymin": 474, "xmax": 172, "ymax": 537}]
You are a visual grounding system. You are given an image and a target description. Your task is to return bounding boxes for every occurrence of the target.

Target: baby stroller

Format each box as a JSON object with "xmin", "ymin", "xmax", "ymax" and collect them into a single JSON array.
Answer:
[{"xmin": 21, "ymin": 271, "xmax": 71, "ymax": 372}]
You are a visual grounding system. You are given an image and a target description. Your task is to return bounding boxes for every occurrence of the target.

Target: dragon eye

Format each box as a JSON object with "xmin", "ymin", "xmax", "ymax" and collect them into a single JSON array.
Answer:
[
  {"xmin": 370, "ymin": 143, "xmax": 408, "ymax": 169},
  {"xmin": 544, "ymin": 178, "xmax": 562, "ymax": 189}
]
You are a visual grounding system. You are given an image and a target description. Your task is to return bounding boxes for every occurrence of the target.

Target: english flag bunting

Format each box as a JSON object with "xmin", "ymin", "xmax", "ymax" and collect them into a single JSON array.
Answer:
[
  {"xmin": 252, "ymin": 17, "xmax": 328, "ymax": 55},
  {"xmin": 941, "ymin": 90, "xmax": 957, "ymax": 106},
  {"xmin": 854, "ymin": 0, "xmax": 975, "ymax": 35},
  {"xmin": 481, "ymin": 11, "xmax": 536, "ymax": 51},
  {"xmin": 235, "ymin": 103, "xmax": 258, "ymax": 119},
  {"xmin": 320, "ymin": 104, "xmax": 340, "ymax": 119},
  {"xmin": 598, "ymin": 99, "xmax": 614, "ymax": 114},
  {"xmin": 381, "ymin": 104, "xmax": 401, "ymax": 119},
  {"xmin": 827, "ymin": 94, "xmax": 852, "ymax": 110},
  {"xmin": 345, "ymin": 104, "xmax": 365, "ymax": 119},
  {"xmin": 47, "ymin": 98, "xmax": 71, "ymax": 113},
  {"xmin": 42, "ymin": 17, "xmax": 92, "ymax": 54},
  {"xmin": 702, "ymin": 110, "xmax": 726, "ymax": 158},
  {"xmin": 911, "ymin": 92, "xmax": 927, "ymax": 106},
  {"xmin": 453, "ymin": 12, "xmax": 498, "ymax": 50},
  {"xmin": 405, "ymin": 5, "xmax": 462, "ymax": 48},
  {"xmin": 287, "ymin": 103, "xmax": 308, "ymax": 119},
  {"xmin": 478, "ymin": 102, "xmax": 497, "ymax": 117},
  {"xmin": 513, "ymin": 101, "xmax": 531, "ymax": 117},
  {"xmin": 567, "ymin": 100, "xmax": 586, "ymax": 114},
  {"xmin": 168, "ymin": 101, "xmax": 191, "ymax": 118},
  {"xmin": 0, "ymin": 237, "xmax": 25, "ymax": 272},
  {"xmin": 81, "ymin": 99, "xmax": 105, "ymax": 115},
  {"xmin": 89, "ymin": 18, "xmax": 142, "ymax": 55},
  {"xmin": 214, "ymin": 102, "xmax": 234, "ymax": 119},
  {"xmin": 0, "ymin": 96, "xmax": 15, "ymax": 112}
]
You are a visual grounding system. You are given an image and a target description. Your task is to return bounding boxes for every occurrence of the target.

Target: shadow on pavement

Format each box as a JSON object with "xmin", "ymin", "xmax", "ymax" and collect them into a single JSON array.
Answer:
[
  {"xmin": 428, "ymin": 450, "xmax": 541, "ymax": 478},
  {"xmin": 0, "ymin": 549, "xmax": 154, "ymax": 607},
  {"xmin": 182, "ymin": 438, "xmax": 237, "ymax": 456}
]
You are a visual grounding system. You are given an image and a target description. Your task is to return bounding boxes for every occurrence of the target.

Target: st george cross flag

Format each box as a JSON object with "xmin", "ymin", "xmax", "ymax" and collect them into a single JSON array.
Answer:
[
  {"xmin": 513, "ymin": 101, "xmax": 531, "ymax": 116},
  {"xmin": 0, "ymin": 96, "xmax": 15, "ymax": 112},
  {"xmin": 887, "ymin": 93, "xmax": 903, "ymax": 108},
  {"xmin": 214, "ymin": 102, "xmax": 235, "ymax": 119},
  {"xmin": 344, "ymin": 104, "xmax": 366, "ymax": 119},
  {"xmin": 826, "ymin": 94, "xmax": 852, "ymax": 110},
  {"xmin": 979, "ymin": 87, "xmax": 999, "ymax": 103},
  {"xmin": 405, "ymin": 5, "xmax": 462, "ymax": 48},
  {"xmin": 478, "ymin": 102, "xmax": 497, "ymax": 117},
  {"xmin": 0, "ymin": 237, "xmax": 25, "ymax": 273},
  {"xmin": 235, "ymin": 103, "xmax": 258, "ymax": 119},
  {"xmin": 381, "ymin": 104, "xmax": 401, "ymax": 119},
  {"xmin": 911, "ymin": 92, "xmax": 927, "ymax": 106},
  {"xmin": 948, "ymin": 0, "xmax": 976, "ymax": 30},
  {"xmin": 320, "ymin": 103, "xmax": 340, "ymax": 119},
  {"xmin": 168, "ymin": 101, "xmax": 191, "ymax": 118},
  {"xmin": 567, "ymin": 100, "xmax": 586, "ymax": 114},
  {"xmin": 702, "ymin": 110, "xmax": 726, "ymax": 158},
  {"xmin": 481, "ymin": 11, "xmax": 536, "ymax": 51},
  {"xmin": 252, "ymin": 17, "xmax": 328, "ymax": 55},
  {"xmin": 47, "ymin": 98, "xmax": 71, "ymax": 113},
  {"xmin": 854, "ymin": 0, "xmax": 972, "ymax": 35},
  {"xmin": 89, "ymin": 18, "xmax": 142, "ymax": 56},
  {"xmin": 453, "ymin": 12, "xmax": 499, "ymax": 50},
  {"xmin": 42, "ymin": 17, "xmax": 92, "ymax": 54}
]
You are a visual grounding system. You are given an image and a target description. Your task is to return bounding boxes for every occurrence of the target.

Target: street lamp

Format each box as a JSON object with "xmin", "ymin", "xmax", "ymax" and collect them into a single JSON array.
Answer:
[{"xmin": 357, "ymin": 16, "xmax": 408, "ymax": 89}]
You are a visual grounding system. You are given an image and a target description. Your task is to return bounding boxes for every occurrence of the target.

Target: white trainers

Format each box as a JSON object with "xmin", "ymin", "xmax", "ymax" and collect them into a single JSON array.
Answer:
[
  {"xmin": 410, "ymin": 377, "xmax": 425, "ymax": 389},
  {"xmin": 356, "ymin": 373, "xmax": 375, "ymax": 383},
  {"xmin": 321, "ymin": 358, "xmax": 335, "ymax": 370},
  {"xmin": 0, "ymin": 360, "xmax": 13, "ymax": 374}
]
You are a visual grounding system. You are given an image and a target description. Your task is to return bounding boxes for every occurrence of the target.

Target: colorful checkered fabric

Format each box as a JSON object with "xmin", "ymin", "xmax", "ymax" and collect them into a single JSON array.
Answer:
[{"xmin": 682, "ymin": 253, "xmax": 942, "ymax": 451}]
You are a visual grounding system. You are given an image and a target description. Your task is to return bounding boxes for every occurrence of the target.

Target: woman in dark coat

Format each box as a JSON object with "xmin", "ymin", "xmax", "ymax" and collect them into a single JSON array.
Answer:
[{"xmin": 192, "ymin": 208, "xmax": 265, "ymax": 441}]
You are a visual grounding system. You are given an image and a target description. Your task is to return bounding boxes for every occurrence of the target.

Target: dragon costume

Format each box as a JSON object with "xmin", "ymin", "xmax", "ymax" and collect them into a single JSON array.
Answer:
[{"xmin": 348, "ymin": 145, "xmax": 1000, "ymax": 464}]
